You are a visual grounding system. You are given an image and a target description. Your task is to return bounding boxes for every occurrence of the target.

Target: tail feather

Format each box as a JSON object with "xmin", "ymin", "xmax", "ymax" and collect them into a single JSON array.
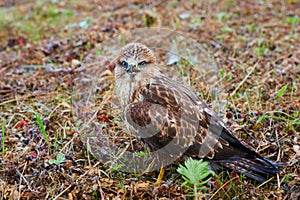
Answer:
[
  {"xmin": 214, "ymin": 156, "xmax": 280, "ymax": 182},
  {"xmin": 208, "ymin": 121, "xmax": 281, "ymax": 182}
]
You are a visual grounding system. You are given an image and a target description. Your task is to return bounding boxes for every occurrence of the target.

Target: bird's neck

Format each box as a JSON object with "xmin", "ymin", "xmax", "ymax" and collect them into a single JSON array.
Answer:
[
  {"xmin": 114, "ymin": 64, "xmax": 161, "ymax": 109},
  {"xmin": 114, "ymin": 72, "xmax": 151, "ymax": 109}
]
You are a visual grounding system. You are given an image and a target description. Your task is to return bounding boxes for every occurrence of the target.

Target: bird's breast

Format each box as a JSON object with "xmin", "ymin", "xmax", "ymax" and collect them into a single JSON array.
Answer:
[{"xmin": 115, "ymin": 74, "xmax": 147, "ymax": 109}]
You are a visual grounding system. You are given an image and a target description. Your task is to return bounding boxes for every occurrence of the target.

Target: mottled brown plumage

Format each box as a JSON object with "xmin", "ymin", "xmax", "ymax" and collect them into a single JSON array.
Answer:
[{"xmin": 114, "ymin": 43, "xmax": 280, "ymax": 182}]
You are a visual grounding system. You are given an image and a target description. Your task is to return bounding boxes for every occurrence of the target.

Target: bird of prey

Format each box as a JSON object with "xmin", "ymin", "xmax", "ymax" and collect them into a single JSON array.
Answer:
[{"xmin": 113, "ymin": 42, "xmax": 280, "ymax": 182}]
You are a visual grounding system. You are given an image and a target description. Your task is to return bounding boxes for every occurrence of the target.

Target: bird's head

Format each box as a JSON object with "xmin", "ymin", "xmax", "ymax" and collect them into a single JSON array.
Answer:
[{"xmin": 114, "ymin": 43, "xmax": 158, "ymax": 78}]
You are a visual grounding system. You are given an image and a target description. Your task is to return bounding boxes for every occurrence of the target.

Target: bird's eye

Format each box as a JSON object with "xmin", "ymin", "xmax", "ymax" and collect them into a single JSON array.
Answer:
[
  {"xmin": 120, "ymin": 61, "xmax": 128, "ymax": 68},
  {"xmin": 139, "ymin": 61, "xmax": 147, "ymax": 66}
]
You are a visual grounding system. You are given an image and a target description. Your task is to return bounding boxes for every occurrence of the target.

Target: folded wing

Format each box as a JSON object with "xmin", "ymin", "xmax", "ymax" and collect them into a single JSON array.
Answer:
[{"xmin": 124, "ymin": 74, "xmax": 280, "ymax": 182}]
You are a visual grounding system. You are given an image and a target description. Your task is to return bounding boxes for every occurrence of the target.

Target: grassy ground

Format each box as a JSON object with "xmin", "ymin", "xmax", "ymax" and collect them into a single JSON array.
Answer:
[{"xmin": 1, "ymin": 0, "xmax": 299, "ymax": 199}]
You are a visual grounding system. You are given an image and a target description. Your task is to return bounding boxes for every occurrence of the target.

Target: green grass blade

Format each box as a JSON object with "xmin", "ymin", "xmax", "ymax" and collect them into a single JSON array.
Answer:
[
  {"xmin": 1, "ymin": 119, "xmax": 5, "ymax": 153},
  {"xmin": 34, "ymin": 112, "xmax": 50, "ymax": 149},
  {"xmin": 278, "ymin": 84, "xmax": 288, "ymax": 98}
]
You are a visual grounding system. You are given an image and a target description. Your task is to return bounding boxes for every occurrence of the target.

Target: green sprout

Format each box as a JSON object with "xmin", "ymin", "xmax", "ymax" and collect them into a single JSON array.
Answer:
[
  {"xmin": 34, "ymin": 112, "xmax": 50, "ymax": 150},
  {"xmin": 49, "ymin": 153, "xmax": 65, "ymax": 165},
  {"xmin": 1, "ymin": 119, "xmax": 6, "ymax": 153},
  {"xmin": 177, "ymin": 158, "xmax": 215, "ymax": 199}
]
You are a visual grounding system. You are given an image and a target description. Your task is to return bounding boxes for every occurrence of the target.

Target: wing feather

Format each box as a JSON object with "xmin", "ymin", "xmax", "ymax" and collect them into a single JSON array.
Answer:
[{"xmin": 124, "ymin": 74, "xmax": 280, "ymax": 181}]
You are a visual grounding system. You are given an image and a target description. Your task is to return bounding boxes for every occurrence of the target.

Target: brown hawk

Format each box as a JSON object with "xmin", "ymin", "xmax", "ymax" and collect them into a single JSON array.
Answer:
[{"xmin": 114, "ymin": 42, "xmax": 280, "ymax": 182}]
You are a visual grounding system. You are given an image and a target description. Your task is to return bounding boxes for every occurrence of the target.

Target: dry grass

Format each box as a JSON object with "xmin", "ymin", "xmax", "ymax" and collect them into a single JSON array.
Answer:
[{"xmin": 1, "ymin": 0, "xmax": 299, "ymax": 199}]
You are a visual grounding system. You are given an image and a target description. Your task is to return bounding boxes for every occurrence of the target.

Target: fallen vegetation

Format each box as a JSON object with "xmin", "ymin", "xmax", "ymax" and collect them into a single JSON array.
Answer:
[{"xmin": 0, "ymin": 1, "xmax": 299, "ymax": 199}]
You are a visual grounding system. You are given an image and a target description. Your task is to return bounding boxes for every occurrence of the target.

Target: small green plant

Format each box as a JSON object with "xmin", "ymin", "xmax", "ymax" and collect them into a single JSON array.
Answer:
[
  {"xmin": 256, "ymin": 36, "xmax": 266, "ymax": 56},
  {"xmin": 216, "ymin": 35, "xmax": 223, "ymax": 40},
  {"xmin": 246, "ymin": 24, "xmax": 259, "ymax": 31},
  {"xmin": 119, "ymin": 182, "xmax": 125, "ymax": 189},
  {"xmin": 133, "ymin": 169, "xmax": 139, "ymax": 180},
  {"xmin": 49, "ymin": 153, "xmax": 65, "ymax": 165},
  {"xmin": 177, "ymin": 158, "xmax": 215, "ymax": 199},
  {"xmin": 95, "ymin": 49, "xmax": 102, "ymax": 55},
  {"xmin": 256, "ymin": 111, "xmax": 300, "ymax": 126},
  {"xmin": 1, "ymin": 119, "xmax": 6, "ymax": 153},
  {"xmin": 34, "ymin": 112, "xmax": 50, "ymax": 149},
  {"xmin": 189, "ymin": 17, "xmax": 202, "ymax": 29},
  {"xmin": 217, "ymin": 12, "xmax": 228, "ymax": 22},
  {"xmin": 136, "ymin": 150, "xmax": 148, "ymax": 157},
  {"xmin": 86, "ymin": 42, "xmax": 92, "ymax": 48},
  {"xmin": 168, "ymin": 0, "xmax": 178, "ymax": 9},
  {"xmin": 177, "ymin": 58, "xmax": 191, "ymax": 77},
  {"xmin": 53, "ymin": 130, "xmax": 59, "ymax": 150},
  {"xmin": 79, "ymin": 17, "xmax": 93, "ymax": 28},
  {"xmin": 220, "ymin": 68, "xmax": 232, "ymax": 81},
  {"xmin": 282, "ymin": 173, "xmax": 293, "ymax": 183},
  {"xmin": 286, "ymin": 15, "xmax": 300, "ymax": 33},
  {"xmin": 256, "ymin": 44, "xmax": 266, "ymax": 56},
  {"xmin": 142, "ymin": 13, "xmax": 156, "ymax": 27},
  {"xmin": 277, "ymin": 84, "xmax": 288, "ymax": 98},
  {"xmin": 221, "ymin": 26, "xmax": 235, "ymax": 33},
  {"xmin": 108, "ymin": 164, "xmax": 125, "ymax": 173},
  {"xmin": 244, "ymin": 90, "xmax": 253, "ymax": 117}
]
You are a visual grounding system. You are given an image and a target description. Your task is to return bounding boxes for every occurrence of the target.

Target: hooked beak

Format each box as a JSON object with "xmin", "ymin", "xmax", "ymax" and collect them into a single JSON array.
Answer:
[{"xmin": 128, "ymin": 61, "xmax": 139, "ymax": 73}]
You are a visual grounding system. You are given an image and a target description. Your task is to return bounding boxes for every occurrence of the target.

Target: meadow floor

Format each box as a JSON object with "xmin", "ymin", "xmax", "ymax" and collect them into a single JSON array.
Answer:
[{"xmin": 0, "ymin": 1, "xmax": 299, "ymax": 199}]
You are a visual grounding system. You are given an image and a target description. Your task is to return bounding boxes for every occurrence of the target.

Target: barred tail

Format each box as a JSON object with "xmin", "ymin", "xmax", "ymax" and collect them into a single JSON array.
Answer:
[{"xmin": 215, "ymin": 156, "xmax": 281, "ymax": 182}]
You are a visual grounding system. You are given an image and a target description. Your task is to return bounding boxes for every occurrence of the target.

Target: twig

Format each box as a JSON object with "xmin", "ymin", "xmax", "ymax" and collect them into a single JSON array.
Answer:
[
  {"xmin": 209, "ymin": 176, "xmax": 238, "ymax": 200},
  {"xmin": 0, "ymin": 92, "xmax": 56, "ymax": 106},
  {"xmin": 231, "ymin": 58, "xmax": 261, "ymax": 97},
  {"xmin": 16, "ymin": 169, "xmax": 39, "ymax": 193},
  {"xmin": 53, "ymin": 184, "xmax": 73, "ymax": 200},
  {"xmin": 76, "ymin": 161, "xmax": 101, "ymax": 182},
  {"xmin": 276, "ymin": 173, "xmax": 281, "ymax": 190},
  {"xmin": 97, "ymin": 180, "xmax": 106, "ymax": 200},
  {"xmin": 257, "ymin": 177, "xmax": 275, "ymax": 188},
  {"xmin": 87, "ymin": 137, "xmax": 92, "ymax": 166},
  {"xmin": 60, "ymin": 133, "xmax": 78, "ymax": 153},
  {"xmin": 0, "ymin": 65, "xmax": 9, "ymax": 74},
  {"xmin": 18, "ymin": 162, "xmax": 28, "ymax": 200},
  {"xmin": 275, "ymin": 129, "xmax": 282, "ymax": 189}
]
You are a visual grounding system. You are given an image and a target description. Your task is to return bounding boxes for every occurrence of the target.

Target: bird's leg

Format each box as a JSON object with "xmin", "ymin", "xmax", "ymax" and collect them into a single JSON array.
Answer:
[
  {"xmin": 145, "ymin": 156, "xmax": 165, "ymax": 185},
  {"xmin": 154, "ymin": 166, "xmax": 165, "ymax": 185}
]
